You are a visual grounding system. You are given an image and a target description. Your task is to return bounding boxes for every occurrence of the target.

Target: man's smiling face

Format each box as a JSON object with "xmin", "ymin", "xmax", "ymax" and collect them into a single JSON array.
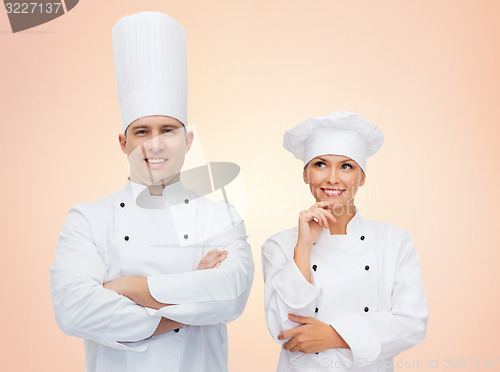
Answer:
[{"xmin": 119, "ymin": 115, "xmax": 193, "ymax": 187}]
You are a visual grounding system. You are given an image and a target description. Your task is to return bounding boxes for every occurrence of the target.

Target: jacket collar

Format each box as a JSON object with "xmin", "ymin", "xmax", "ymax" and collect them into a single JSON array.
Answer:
[
  {"xmin": 345, "ymin": 206, "xmax": 361, "ymax": 235},
  {"xmin": 127, "ymin": 178, "xmax": 184, "ymax": 198},
  {"xmin": 125, "ymin": 179, "xmax": 190, "ymax": 209}
]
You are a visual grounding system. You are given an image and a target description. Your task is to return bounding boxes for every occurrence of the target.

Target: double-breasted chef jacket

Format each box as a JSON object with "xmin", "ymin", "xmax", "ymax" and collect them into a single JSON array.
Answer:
[
  {"xmin": 262, "ymin": 207, "xmax": 428, "ymax": 372},
  {"xmin": 50, "ymin": 179, "xmax": 254, "ymax": 372}
]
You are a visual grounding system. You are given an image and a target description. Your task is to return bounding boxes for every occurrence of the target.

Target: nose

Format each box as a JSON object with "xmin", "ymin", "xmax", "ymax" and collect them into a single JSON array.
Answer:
[
  {"xmin": 145, "ymin": 134, "xmax": 165, "ymax": 153},
  {"xmin": 326, "ymin": 168, "xmax": 339, "ymax": 184}
]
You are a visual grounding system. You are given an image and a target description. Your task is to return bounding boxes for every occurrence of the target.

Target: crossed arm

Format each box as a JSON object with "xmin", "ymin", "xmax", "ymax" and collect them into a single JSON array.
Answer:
[
  {"xmin": 263, "ymin": 227, "xmax": 428, "ymax": 365},
  {"xmin": 278, "ymin": 314, "xmax": 349, "ymax": 353},
  {"xmin": 103, "ymin": 249, "xmax": 228, "ymax": 336},
  {"xmin": 51, "ymin": 204, "xmax": 251, "ymax": 349},
  {"xmin": 271, "ymin": 203, "xmax": 349, "ymax": 354},
  {"xmin": 274, "ymin": 238, "xmax": 349, "ymax": 353}
]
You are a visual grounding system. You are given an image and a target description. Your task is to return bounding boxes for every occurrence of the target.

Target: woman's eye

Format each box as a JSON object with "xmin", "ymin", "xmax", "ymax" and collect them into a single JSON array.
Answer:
[
  {"xmin": 341, "ymin": 163, "xmax": 353, "ymax": 169},
  {"xmin": 314, "ymin": 161, "xmax": 326, "ymax": 168}
]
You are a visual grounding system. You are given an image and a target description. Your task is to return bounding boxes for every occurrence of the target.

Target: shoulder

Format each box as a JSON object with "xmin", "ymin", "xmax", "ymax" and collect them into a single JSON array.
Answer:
[
  {"xmin": 262, "ymin": 226, "xmax": 298, "ymax": 257},
  {"xmin": 359, "ymin": 215, "xmax": 417, "ymax": 263},
  {"xmin": 194, "ymin": 194, "xmax": 239, "ymax": 217},
  {"xmin": 65, "ymin": 187, "xmax": 125, "ymax": 221},
  {"xmin": 359, "ymin": 215, "xmax": 413, "ymax": 242},
  {"xmin": 193, "ymin": 195, "xmax": 246, "ymax": 234}
]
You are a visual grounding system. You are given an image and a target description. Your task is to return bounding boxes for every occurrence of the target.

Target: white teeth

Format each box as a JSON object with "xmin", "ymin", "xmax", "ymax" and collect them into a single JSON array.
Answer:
[
  {"xmin": 147, "ymin": 158, "xmax": 166, "ymax": 164},
  {"xmin": 324, "ymin": 189, "xmax": 343, "ymax": 196}
]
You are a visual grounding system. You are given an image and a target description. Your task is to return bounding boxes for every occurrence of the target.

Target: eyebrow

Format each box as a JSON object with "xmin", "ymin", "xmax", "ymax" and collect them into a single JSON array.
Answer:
[
  {"xmin": 316, "ymin": 157, "xmax": 353, "ymax": 163},
  {"xmin": 129, "ymin": 125, "xmax": 149, "ymax": 130},
  {"xmin": 129, "ymin": 124, "xmax": 181, "ymax": 130}
]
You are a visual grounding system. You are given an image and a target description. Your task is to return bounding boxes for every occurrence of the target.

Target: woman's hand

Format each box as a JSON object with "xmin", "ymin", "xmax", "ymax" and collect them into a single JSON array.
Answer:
[
  {"xmin": 197, "ymin": 249, "xmax": 228, "ymax": 270},
  {"xmin": 277, "ymin": 314, "xmax": 349, "ymax": 353},
  {"xmin": 297, "ymin": 202, "xmax": 337, "ymax": 248},
  {"xmin": 294, "ymin": 202, "xmax": 336, "ymax": 282}
]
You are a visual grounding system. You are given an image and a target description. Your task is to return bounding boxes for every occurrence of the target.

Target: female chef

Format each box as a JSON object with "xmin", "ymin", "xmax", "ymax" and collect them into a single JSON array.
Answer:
[{"xmin": 262, "ymin": 111, "xmax": 428, "ymax": 372}]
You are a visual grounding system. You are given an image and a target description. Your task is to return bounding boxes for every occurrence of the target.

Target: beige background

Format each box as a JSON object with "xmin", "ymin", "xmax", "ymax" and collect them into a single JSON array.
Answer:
[{"xmin": 1, "ymin": 0, "xmax": 499, "ymax": 371}]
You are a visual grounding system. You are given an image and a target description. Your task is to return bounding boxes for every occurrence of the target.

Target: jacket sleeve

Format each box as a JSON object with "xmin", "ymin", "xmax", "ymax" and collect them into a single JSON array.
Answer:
[
  {"xmin": 146, "ymin": 203, "xmax": 254, "ymax": 325},
  {"xmin": 261, "ymin": 237, "xmax": 321, "ymax": 344},
  {"xmin": 330, "ymin": 232, "xmax": 429, "ymax": 367},
  {"xmin": 50, "ymin": 205, "xmax": 161, "ymax": 351}
]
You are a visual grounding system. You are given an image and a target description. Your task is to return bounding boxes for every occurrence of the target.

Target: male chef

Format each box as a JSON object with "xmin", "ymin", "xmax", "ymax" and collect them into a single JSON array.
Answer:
[{"xmin": 50, "ymin": 11, "xmax": 254, "ymax": 372}]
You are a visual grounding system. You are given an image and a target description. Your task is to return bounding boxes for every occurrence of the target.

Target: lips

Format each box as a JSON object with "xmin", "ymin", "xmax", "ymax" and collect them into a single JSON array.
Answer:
[
  {"xmin": 145, "ymin": 158, "xmax": 166, "ymax": 164},
  {"xmin": 321, "ymin": 188, "xmax": 345, "ymax": 197},
  {"xmin": 145, "ymin": 158, "xmax": 167, "ymax": 167}
]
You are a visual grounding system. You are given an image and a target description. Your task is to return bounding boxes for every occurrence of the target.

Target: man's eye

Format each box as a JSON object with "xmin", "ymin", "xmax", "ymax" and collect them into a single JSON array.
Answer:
[{"xmin": 136, "ymin": 130, "xmax": 147, "ymax": 135}]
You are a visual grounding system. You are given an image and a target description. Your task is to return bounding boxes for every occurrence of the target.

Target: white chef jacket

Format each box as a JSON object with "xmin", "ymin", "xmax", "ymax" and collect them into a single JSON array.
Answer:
[
  {"xmin": 50, "ymin": 180, "xmax": 254, "ymax": 372},
  {"xmin": 262, "ymin": 207, "xmax": 428, "ymax": 372}
]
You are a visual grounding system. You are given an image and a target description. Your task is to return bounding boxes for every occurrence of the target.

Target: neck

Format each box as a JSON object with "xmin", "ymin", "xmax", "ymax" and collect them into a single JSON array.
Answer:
[
  {"xmin": 129, "ymin": 174, "xmax": 181, "ymax": 196},
  {"xmin": 328, "ymin": 203, "xmax": 357, "ymax": 235}
]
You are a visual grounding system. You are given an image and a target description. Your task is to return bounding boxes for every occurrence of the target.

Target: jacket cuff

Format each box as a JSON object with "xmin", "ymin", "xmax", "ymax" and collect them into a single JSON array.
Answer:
[
  {"xmin": 331, "ymin": 313, "xmax": 381, "ymax": 367},
  {"xmin": 147, "ymin": 303, "xmax": 198, "ymax": 324},
  {"xmin": 100, "ymin": 302, "xmax": 161, "ymax": 352},
  {"xmin": 274, "ymin": 259, "xmax": 320, "ymax": 309}
]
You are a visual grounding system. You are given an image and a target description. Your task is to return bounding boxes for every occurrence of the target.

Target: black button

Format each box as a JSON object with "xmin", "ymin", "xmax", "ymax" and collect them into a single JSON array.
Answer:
[
  {"xmin": 174, "ymin": 328, "xmax": 180, "ymax": 333},
  {"xmin": 313, "ymin": 242, "xmax": 316, "ymax": 245},
  {"xmin": 364, "ymin": 307, "xmax": 369, "ymax": 312},
  {"xmin": 360, "ymin": 235, "xmax": 365, "ymax": 241},
  {"xmin": 365, "ymin": 265, "xmax": 370, "ymax": 270},
  {"xmin": 124, "ymin": 236, "xmax": 129, "ymax": 241},
  {"xmin": 120, "ymin": 202, "xmax": 125, "ymax": 208},
  {"xmin": 315, "ymin": 307, "xmax": 319, "ymax": 313},
  {"xmin": 312, "ymin": 264, "xmax": 317, "ymax": 271},
  {"xmin": 315, "ymin": 352, "xmax": 319, "ymax": 355},
  {"xmin": 183, "ymin": 234, "xmax": 188, "ymax": 239},
  {"xmin": 184, "ymin": 199, "xmax": 189, "ymax": 204}
]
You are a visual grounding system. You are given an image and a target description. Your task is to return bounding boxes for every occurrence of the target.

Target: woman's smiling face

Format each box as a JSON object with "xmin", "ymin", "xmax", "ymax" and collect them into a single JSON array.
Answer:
[{"xmin": 303, "ymin": 154, "xmax": 365, "ymax": 211}]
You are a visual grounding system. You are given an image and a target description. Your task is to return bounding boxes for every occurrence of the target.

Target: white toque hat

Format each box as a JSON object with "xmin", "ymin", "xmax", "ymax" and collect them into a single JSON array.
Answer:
[
  {"xmin": 283, "ymin": 111, "xmax": 384, "ymax": 174},
  {"xmin": 112, "ymin": 11, "xmax": 187, "ymax": 132}
]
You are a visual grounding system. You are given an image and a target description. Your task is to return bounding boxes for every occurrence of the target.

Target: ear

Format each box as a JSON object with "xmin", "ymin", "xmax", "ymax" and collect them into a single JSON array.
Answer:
[
  {"xmin": 303, "ymin": 167, "xmax": 309, "ymax": 184},
  {"xmin": 185, "ymin": 130, "xmax": 194, "ymax": 153},
  {"xmin": 118, "ymin": 133, "xmax": 127, "ymax": 154},
  {"xmin": 359, "ymin": 169, "xmax": 366, "ymax": 187}
]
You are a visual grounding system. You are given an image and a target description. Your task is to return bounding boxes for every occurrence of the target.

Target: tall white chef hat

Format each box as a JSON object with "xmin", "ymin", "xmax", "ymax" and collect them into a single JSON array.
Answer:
[
  {"xmin": 112, "ymin": 11, "xmax": 187, "ymax": 132},
  {"xmin": 283, "ymin": 111, "xmax": 384, "ymax": 174}
]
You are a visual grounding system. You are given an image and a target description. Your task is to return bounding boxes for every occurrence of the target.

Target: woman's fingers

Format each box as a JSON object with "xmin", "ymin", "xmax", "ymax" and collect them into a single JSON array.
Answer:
[
  {"xmin": 289, "ymin": 345, "xmax": 301, "ymax": 353},
  {"xmin": 317, "ymin": 207, "xmax": 336, "ymax": 224},
  {"xmin": 283, "ymin": 338, "xmax": 296, "ymax": 351},
  {"xmin": 297, "ymin": 202, "xmax": 340, "ymax": 246},
  {"xmin": 313, "ymin": 203, "xmax": 337, "ymax": 222},
  {"xmin": 313, "ymin": 201, "xmax": 336, "ymax": 209},
  {"xmin": 316, "ymin": 212, "xmax": 328, "ymax": 229},
  {"xmin": 302, "ymin": 209, "xmax": 331, "ymax": 228},
  {"xmin": 283, "ymin": 337, "xmax": 301, "ymax": 353}
]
